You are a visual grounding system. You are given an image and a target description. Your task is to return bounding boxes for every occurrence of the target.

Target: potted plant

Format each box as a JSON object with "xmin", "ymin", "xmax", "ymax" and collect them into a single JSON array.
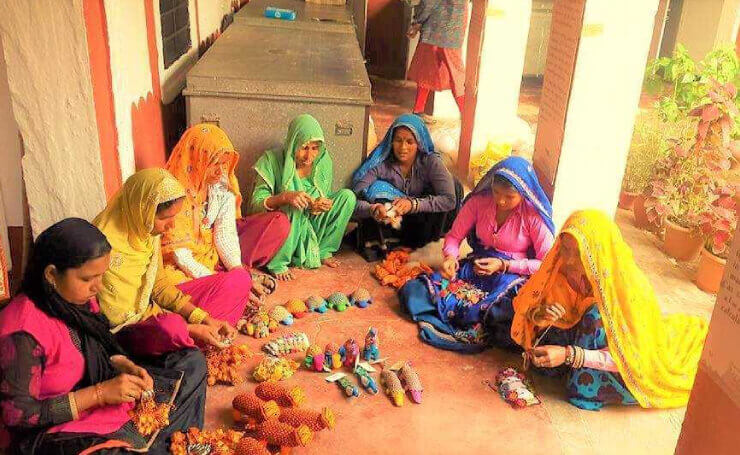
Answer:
[
  {"xmin": 647, "ymin": 81, "xmax": 738, "ymax": 261},
  {"xmin": 696, "ymin": 186, "xmax": 737, "ymax": 293}
]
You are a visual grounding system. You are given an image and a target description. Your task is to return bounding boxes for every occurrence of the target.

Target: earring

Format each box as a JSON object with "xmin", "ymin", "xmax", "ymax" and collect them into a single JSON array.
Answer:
[{"xmin": 50, "ymin": 281, "xmax": 58, "ymax": 290}]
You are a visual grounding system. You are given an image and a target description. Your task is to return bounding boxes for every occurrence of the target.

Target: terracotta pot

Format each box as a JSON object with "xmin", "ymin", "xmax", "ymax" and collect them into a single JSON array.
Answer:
[
  {"xmin": 696, "ymin": 248, "xmax": 726, "ymax": 294},
  {"xmin": 618, "ymin": 191, "xmax": 638, "ymax": 210},
  {"xmin": 633, "ymin": 195, "xmax": 661, "ymax": 231},
  {"xmin": 663, "ymin": 219, "xmax": 704, "ymax": 261}
]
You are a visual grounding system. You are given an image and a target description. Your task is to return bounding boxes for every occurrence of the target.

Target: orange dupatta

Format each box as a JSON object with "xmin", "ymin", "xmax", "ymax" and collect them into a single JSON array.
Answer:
[
  {"xmin": 161, "ymin": 124, "xmax": 242, "ymax": 283},
  {"xmin": 511, "ymin": 210, "xmax": 707, "ymax": 408}
]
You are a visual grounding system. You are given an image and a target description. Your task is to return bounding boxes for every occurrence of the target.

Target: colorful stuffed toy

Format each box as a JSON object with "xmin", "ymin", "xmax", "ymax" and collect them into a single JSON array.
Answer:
[
  {"xmin": 326, "ymin": 292, "xmax": 350, "ymax": 312},
  {"xmin": 253, "ymin": 420, "xmax": 313, "ymax": 449},
  {"xmin": 237, "ymin": 308, "xmax": 278, "ymax": 339},
  {"xmin": 336, "ymin": 376, "xmax": 360, "ymax": 398},
  {"xmin": 339, "ymin": 338, "xmax": 360, "ymax": 367},
  {"xmin": 304, "ymin": 344, "xmax": 325, "ymax": 372},
  {"xmin": 362, "ymin": 327, "xmax": 380, "ymax": 362},
  {"xmin": 232, "ymin": 393, "xmax": 281, "ymax": 425},
  {"xmin": 306, "ymin": 295, "xmax": 328, "ymax": 314},
  {"xmin": 255, "ymin": 382, "xmax": 306, "ymax": 408},
  {"xmin": 278, "ymin": 407, "xmax": 336, "ymax": 432},
  {"xmin": 380, "ymin": 365, "xmax": 404, "ymax": 406},
  {"xmin": 285, "ymin": 299, "xmax": 309, "ymax": 318},
  {"xmin": 349, "ymin": 288, "xmax": 372, "ymax": 308},
  {"xmin": 252, "ymin": 356, "xmax": 299, "ymax": 382},
  {"xmin": 269, "ymin": 305, "xmax": 294, "ymax": 325},
  {"xmin": 398, "ymin": 362, "xmax": 423, "ymax": 404},
  {"xmin": 324, "ymin": 343, "xmax": 342, "ymax": 370},
  {"xmin": 204, "ymin": 343, "xmax": 253, "ymax": 386},
  {"xmin": 234, "ymin": 437, "xmax": 271, "ymax": 455},
  {"xmin": 263, "ymin": 332, "xmax": 310, "ymax": 357},
  {"xmin": 354, "ymin": 362, "xmax": 379, "ymax": 395},
  {"xmin": 495, "ymin": 368, "xmax": 541, "ymax": 409}
]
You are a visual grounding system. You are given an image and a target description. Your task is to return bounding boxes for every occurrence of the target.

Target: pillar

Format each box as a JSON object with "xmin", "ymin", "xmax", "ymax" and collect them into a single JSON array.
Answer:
[
  {"xmin": 532, "ymin": 0, "xmax": 660, "ymax": 229},
  {"xmin": 674, "ymin": 0, "xmax": 740, "ymax": 60}
]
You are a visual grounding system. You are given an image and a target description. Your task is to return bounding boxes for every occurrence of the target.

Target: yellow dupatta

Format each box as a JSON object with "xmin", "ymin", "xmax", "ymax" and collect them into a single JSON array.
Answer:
[
  {"xmin": 511, "ymin": 210, "xmax": 708, "ymax": 408},
  {"xmin": 161, "ymin": 124, "xmax": 242, "ymax": 283},
  {"xmin": 94, "ymin": 169, "xmax": 186, "ymax": 331}
]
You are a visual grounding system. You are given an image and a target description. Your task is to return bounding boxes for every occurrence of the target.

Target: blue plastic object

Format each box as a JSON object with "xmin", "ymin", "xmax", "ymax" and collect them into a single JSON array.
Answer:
[{"xmin": 264, "ymin": 7, "xmax": 296, "ymax": 21}]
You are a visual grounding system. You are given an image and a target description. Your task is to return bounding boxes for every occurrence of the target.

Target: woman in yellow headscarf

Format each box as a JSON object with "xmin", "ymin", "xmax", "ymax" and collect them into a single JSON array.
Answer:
[
  {"xmin": 94, "ymin": 169, "xmax": 240, "ymax": 357},
  {"xmin": 511, "ymin": 210, "xmax": 707, "ymax": 410},
  {"xmin": 161, "ymin": 124, "xmax": 290, "ymax": 301}
]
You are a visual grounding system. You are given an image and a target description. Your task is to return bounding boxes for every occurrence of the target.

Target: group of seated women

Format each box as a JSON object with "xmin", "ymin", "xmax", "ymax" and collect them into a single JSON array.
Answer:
[{"xmin": 0, "ymin": 113, "xmax": 708, "ymax": 453}]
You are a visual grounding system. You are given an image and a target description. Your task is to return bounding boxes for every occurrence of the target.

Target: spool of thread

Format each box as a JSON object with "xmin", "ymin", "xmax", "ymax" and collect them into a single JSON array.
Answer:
[{"xmin": 264, "ymin": 7, "xmax": 296, "ymax": 21}]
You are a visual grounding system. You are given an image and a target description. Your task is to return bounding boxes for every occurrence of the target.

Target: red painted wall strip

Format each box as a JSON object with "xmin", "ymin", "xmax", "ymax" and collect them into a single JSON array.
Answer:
[{"xmin": 83, "ymin": 0, "xmax": 122, "ymax": 198}]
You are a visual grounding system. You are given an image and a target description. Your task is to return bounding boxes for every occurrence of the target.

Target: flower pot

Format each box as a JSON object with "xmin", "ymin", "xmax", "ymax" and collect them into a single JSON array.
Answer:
[
  {"xmin": 633, "ymin": 195, "xmax": 661, "ymax": 232},
  {"xmin": 662, "ymin": 219, "xmax": 704, "ymax": 261},
  {"xmin": 618, "ymin": 191, "xmax": 638, "ymax": 210},
  {"xmin": 696, "ymin": 248, "xmax": 726, "ymax": 294}
]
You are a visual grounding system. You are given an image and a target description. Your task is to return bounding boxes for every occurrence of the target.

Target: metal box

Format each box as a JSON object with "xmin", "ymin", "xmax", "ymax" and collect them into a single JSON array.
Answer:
[{"xmin": 184, "ymin": 25, "xmax": 372, "ymax": 206}]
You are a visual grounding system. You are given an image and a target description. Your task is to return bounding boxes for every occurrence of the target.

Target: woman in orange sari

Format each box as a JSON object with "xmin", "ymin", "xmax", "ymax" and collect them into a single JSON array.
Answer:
[
  {"xmin": 511, "ymin": 210, "xmax": 707, "ymax": 410},
  {"xmin": 162, "ymin": 124, "xmax": 291, "ymax": 303}
]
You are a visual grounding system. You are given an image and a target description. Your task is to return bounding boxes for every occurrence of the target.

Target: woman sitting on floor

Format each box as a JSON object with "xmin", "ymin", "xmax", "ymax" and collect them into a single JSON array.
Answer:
[
  {"xmin": 94, "ymin": 168, "xmax": 246, "ymax": 356},
  {"xmin": 351, "ymin": 114, "xmax": 459, "ymax": 258},
  {"xmin": 512, "ymin": 210, "xmax": 707, "ymax": 410},
  {"xmin": 162, "ymin": 124, "xmax": 290, "ymax": 304},
  {"xmin": 399, "ymin": 157, "xmax": 554, "ymax": 352},
  {"xmin": 0, "ymin": 218, "xmax": 206, "ymax": 454},
  {"xmin": 249, "ymin": 114, "xmax": 356, "ymax": 281}
]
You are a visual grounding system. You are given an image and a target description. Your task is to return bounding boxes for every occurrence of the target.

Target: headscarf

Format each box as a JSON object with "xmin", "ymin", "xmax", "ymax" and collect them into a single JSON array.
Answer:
[
  {"xmin": 94, "ymin": 169, "xmax": 185, "ymax": 330},
  {"xmin": 20, "ymin": 218, "xmax": 123, "ymax": 387},
  {"xmin": 511, "ymin": 210, "xmax": 708, "ymax": 408},
  {"xmin": 162, "ymin": 124, "xmax": 241, "ymax": 275},
  {"xmin": 352, "ymin": 113, "xmax": 436, "ymax": 184}
]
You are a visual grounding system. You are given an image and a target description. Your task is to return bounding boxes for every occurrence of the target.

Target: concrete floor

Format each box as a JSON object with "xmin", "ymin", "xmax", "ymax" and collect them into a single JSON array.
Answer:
[{"xmin": 201, "ymin": 79, "xmax": 716, "ymax": 454}]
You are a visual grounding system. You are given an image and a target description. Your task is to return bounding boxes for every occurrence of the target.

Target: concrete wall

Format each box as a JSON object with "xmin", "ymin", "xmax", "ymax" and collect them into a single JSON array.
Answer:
[
  {"xmin": 675, "ymin": 0, "xmax": 740, "ymax": 59},
  {"xmin": 0, "ymin": 0, "xmax": 107, "ymax": 236}
]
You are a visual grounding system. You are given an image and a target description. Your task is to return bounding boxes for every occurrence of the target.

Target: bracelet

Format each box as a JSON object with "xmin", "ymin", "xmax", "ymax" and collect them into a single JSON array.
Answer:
[
  {"xmin": 263, "ymin": 197, "xmax": 275, "ymax": 212},
  {"xmin": 564, "ymin": 346, "xmax": 575, "ymax": 366},
  {"xmin": 573, "ymin": 346, "xmax": 585, "ymax": 369},
  {"xmin": 188, "ymin": 307, "xmax": 210, "ymax": 325},
  {"xmin": 501, "ymin": 259, "xmax": 509, "ymax": 273},
  {"xmin": 68, "ymin": 392, "xmax": 79, "ymax": 420},
  {"xmin": 94, "ymin": 383, "xmax": 105, "ymax": 407}
]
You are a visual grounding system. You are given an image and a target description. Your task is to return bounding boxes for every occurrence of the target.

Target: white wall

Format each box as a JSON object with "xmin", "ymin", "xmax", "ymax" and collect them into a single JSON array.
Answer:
[
  {"xmin": 0, "ymin": 36, "xmax": 23, "ymax": 228},
  {"xmin": 676, "ymin": 0, "xmax": 740, "ymax": 59},
  {"xmin": 0, "ymin": 0, "xmax": 106, "ymax": 237}
]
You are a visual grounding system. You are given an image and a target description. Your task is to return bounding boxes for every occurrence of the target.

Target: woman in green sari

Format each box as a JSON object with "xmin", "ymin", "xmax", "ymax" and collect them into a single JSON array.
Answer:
[{"xmin": 250, "ymin": 114, "xmax": 357, "ymax": 280}]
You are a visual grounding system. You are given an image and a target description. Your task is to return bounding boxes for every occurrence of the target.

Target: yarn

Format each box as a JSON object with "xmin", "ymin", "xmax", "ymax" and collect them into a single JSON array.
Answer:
[
  {"xmin": 255, "ymin": 382, "xmax": 306, "ymax": 408},
  {"xmin": 278, "ymin": 407, "xmax": 335, "ymax": 432}
]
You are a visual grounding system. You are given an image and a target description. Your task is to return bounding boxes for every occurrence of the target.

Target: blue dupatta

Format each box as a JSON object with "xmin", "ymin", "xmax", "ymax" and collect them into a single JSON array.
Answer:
[{"xmin": 399, "ymin": 157, "xmax": 554, "ymax": 353}]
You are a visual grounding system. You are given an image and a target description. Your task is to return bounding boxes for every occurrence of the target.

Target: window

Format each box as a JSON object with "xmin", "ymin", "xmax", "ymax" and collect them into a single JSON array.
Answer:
[{"xmin": 160, "ymin": 0, "xmax": 191, "ymax": 69}]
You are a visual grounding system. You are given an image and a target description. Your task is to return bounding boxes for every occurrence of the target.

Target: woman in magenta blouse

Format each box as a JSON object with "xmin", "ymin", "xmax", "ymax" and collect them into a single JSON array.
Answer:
[{"xmin": 399, "ymin": 157, "xmax": 555, "ymax": 352}]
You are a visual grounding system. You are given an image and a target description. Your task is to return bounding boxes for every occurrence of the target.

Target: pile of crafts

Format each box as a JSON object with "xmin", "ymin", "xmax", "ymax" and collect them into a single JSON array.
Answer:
[{"xmin": 372, "ymin": 249, "xmax": 433, "ymax": 289}]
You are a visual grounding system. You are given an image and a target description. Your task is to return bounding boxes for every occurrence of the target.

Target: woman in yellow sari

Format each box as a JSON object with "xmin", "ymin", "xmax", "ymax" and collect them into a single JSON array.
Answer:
[
  {"xmin": 511, "ymin": 210, "xmax": 707, "ymax": 410},
  {"xmin": 94, "ymin": 169, "xmax": 239, "ymax": 357},
  {"xmin": 161, "ymin": 124, "xmax": 290, "ymax": 302}
]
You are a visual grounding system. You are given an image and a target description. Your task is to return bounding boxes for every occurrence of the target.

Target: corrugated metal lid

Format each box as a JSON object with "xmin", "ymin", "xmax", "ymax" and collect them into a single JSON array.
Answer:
[
  {"xmin": 184, "ymin": 26, "xmax": 371, "ymax": 104},
  {"xmin": 234, "ymin": 0, "xmax": 354, "ymax": 33}
]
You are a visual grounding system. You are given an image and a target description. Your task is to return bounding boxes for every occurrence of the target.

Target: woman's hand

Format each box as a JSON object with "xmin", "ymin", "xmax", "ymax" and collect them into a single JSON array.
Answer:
[
  {"xmin": 310, "ymin": 197, "xmax": 333, "ymax": 215},
  {"xmin": 100, "ymin": 373, "xmax": 148, "ymax": 405},
  {"xmin": 188, "ymin": 324, "xmax": 228, "ymax": 348},
  {"xmin": 281, "ymin": 191, "xmax": 312, "ymax": 210},
  {"xmin": 473, "ymin": 258, "xmax": 504, "ymax": 276},
  {"xmin": 370, "ymin": 203, "xmax": 387, "ymax": 222},
  {"xmin": 407, "ymin": 23, "xmax": 421, "ymax": 39},
  {"xmin": 109, "ymin": 355, "xmax": 154, "ymax": 391},
  {"xmin": 391, "ymin": 198, "xmax": 413, "ymax": 216},
  {"xmin": 441, "ymin": 255, "xmax": 459, "ymax": 280},
  {"xmin": 530, "ymin": 345, "xmax": 567, "ymax": 368},
  {"xmin": 533, "ymin": 302, "xmax": 567, "ymax": 326},
  {"xmin": 204, "ymin": 316, "xmax": 237, "ymax": 341}
]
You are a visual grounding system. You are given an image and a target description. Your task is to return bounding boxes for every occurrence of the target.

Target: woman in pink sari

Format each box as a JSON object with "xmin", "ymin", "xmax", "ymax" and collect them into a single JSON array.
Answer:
[
  {"xmin": 0, "ymin": 218, "xmax": 206, "ymax": 454},
  {"xmin": 93, "ymin": 169, "xmax": 247, "ymax": 356}
]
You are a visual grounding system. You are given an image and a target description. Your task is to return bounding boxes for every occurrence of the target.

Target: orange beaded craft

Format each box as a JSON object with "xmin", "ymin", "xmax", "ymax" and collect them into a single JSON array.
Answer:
[
  {"xmin": 205, "ymin": 344, "xmax": 253, "ymax": 386},
  {"xmin": 128, "ymin": 397, "xmax": 171, "ymax": 437}
]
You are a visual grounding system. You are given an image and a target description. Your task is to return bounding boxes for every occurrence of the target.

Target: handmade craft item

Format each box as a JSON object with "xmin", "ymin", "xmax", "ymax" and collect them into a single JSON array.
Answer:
[
  {"xmin": 306, "ymin": 295, "xmax": 329, "ymax": 313},
  {"xmin": 205, "ymin": 343, "xmax": 253, "ymax": 386},
  {"xmin": 303, "ymin": 344, "xmax": 325, "ymax": 372},
  {"xmin": 170, "ymin": 427, "xmax": 244, "ymax": 455},
  {"xmin": 128, "ymin": 397, "xmax": 171, "ymax": 437},
  {"xmin": 232, "ymin": 393, "xmax": 281, "ymax": 425},
  {"xmin": 234, "ymin": 437, "xmax": 271, "ymax": 455},
  {"xmin": 398, "ymin": 361, "xmax": 423, "ymax": 404},
  {"xmin": 278, "ymin": 407, "xmax": 336, "ymax": 432},
  {"xmin": 263, "ymin": 332, "xmax": 310, "ymax": 357},
  {"xmin": 372, "ymin": 249, "xmax": 433, "ymax": 289},
  {"xmin": 362, "ymin": 327, "xmax": 380, "ymax": 362},
  {"xmin": 269, "ymin": 305, "xmax": 294, "ymax": 325},
  {"xmin": 339, "ymin": 338, "xmax": 360, "ymax": 367},
  {"xmin": 494, "ymin": 368, "xmax": 541, "ymax": 409},
  {"xmin": 380, "ymin": 365, "xmax": 405, "ymax": 406},
  {"xmin": 285, "ymin": 299, "xmax": 309, "ymax": 318},
  {"xmin": 253, "ymin": 420, "xmax": 313, "ymax": 449},
  {"xmin": 255, "ymin": 381, "xmax": 306, "ymax": 408},
  {"xmin": 382, "ymin": 202, "xmax": 402, "ymax": 230},
  {"xmin": 253, "ymin": 356, "xmax": 300, "ymax": 382},
  {"xmin": 349, "ymin": 288, "xmax": 373, "ymax": 308},
  {"xmin": 353, "ymin": 360, "xmax": 378, "ymax": 395},
  {"xmin": 237, "ymin": 308, "xmax": 278, "ymax": 338},
  {"xmin": 323, "ymin": 343, "xmax": 342, "ymax": 370},
  {"xmin": 336, "ymin": 376, "xmax": 360, "ymax": 398},
  {"xmin": 326, "ymin": 292, "xmax": 350, "ymax": 312}
]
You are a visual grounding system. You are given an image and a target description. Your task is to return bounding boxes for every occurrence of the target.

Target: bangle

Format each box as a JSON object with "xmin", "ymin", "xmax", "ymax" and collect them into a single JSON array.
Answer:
[
  {"xmin": 501, "ymin": 259, "xmax": 509, "ymax": 273},
  {"xmin": 263, "ymin": 197, "xmax": 275, "ymax": 212},
  {"xmin": 94, "ymin": 383, "xmax": 105, "ymax": 407},
  {"xmin": 565, "ymin": 346, "xmax": 575, "ymax": 366},
  {"xmin": 573, "ymin": 346, "xmax": 585, "ymax": 369},
  {"xmin": 68, "ymin": 392, "xmax": 79, "ymax": 420},
  {"xmin": 188, "ymin": 307, "xmax": 210, "ymax": 325}
]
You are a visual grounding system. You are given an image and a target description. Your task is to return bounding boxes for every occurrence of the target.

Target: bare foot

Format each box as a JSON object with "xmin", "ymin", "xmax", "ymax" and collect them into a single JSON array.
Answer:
[
  {"xmin": 276, "ymin": 270, "xmax": 295, "ymax": 281},
  {"xmin": 322, "ymin": 257, "xmax": 340, "ymax": 268}
]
